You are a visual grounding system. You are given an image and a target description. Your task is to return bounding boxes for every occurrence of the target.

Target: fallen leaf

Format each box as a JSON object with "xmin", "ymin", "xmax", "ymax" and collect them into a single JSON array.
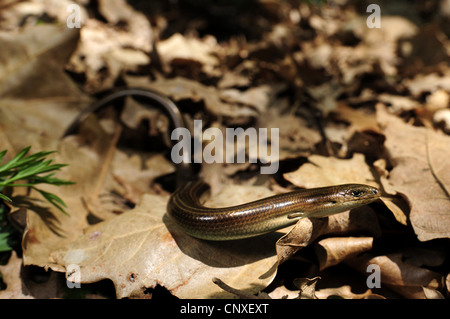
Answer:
[
  {"xmin": 0, "ymin": 24, "xmax": 83, "ymax": 99},
  {"xmin": 277, "ymin": 153, "xmax": 382, "ymax": 263},
  {"xmin": 284, "ymin": 153, "xmax": 378, "ymax": 188},
  {"xmin": 315, "ymin": 285, "xmax": 385, "ymax": 299},
  {"xmin": 217, "ymin": 71, "xmax": 251, "ymax": 89},
  {"xmin": 315, "ymin": 237, "xmax": 374, "ymax": 271},
  {"xmin": 345, "ymin": 252, "xmax": 444, "ymax": 298},
  {"xmin": 422, "ymin": 287, "xmax": 445, "ymax": 299},
  {"xmin": 219, "ymin": 84, "xmax": 286, "ymax": 114},
  {"xmin": 433, "ymin": 108, "xmax": 450, "ymax": 133},
  {"xmin": 156, "ymin": 33, "xmax": 219, "ymax": 76},
  {"xmin": 332, "ymin": 102, "xmax": 380, "ymax": 135},
  {"xmin": 403, "ymin": 70, "xmax": 450, "ymax": 97},
  {"xmin": 293, "ymin": 277, "xmax": 320, "ymax": 299},
  {"xmin": 212, "ymin": 277, "xmax": 271, "ymax": 299},
  {"xmin": 0, "ymin": 252, "xmax": 33, "ymax": 299},
  {"xmin": 67, "ymin": 0, "xmax": 152, "ymax": 91},
  {"xmin": 377, "ymin": 94, "xmax": 420, "ymax": 113},
  {"xmin": 377, "ymin": 104, "xmax": 450, "ymax": 241},
  {"xmin": 258, "ymin": 108, "xmax": 322, "ymax": 161},
  {"xmin": 124, "ymin": 75, "xmax": 259, "ymax": 123},
  {"xmin": 446, "ymin": 273, "xmax": 450, "ymax": 296},
  {"xmin": 22, "ymin": 137, "xmax": 115, "ymax": 269},
  {"xmin": 267, "ymin": 285, "xmax": 299, "ymax": 299},
  {"xmin": 0, "ymin": 0, "xmax": 87, "ymax": 33},
  {"xmin": 276, "ymin": 207, "xmax": 381, "ymax": 265},
  {"xmin": 49, "ymin": 190, "xmax": 280, "ymax": 299}
]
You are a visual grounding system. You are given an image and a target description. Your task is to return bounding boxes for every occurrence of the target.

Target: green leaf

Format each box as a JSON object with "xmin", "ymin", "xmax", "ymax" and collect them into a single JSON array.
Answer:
[
  {"xmin": 0, "ymin": 146, "xmax": 73, "ymax": 216},
  {"xmin": 0, "ymin": 150, "xmax": 7, "ymax": 165},
  {"xmin": 0, "ymin": 146, "xmax": 31, "ymax": 173},
  {"xmin": 0, "ymin": 147, "xmax": 56, "ymax": 175},
  {"xmin": 0, "ymin": 232, "xmax": 12, "ymax": 252},
  {"xmin": 0, "ymin": 193, "xmax": 12, "ymax": 202},
  {"xmin": 27, "ymin": 173, "xmax": 75, "ymax": 186},
  {"xmin": 34, "ymin": 188, "xmax": 70, "ymax": 216}
]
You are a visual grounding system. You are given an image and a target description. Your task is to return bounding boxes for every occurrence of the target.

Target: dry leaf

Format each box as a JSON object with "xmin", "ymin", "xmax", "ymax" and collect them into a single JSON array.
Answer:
[
  {"xmin": 67, "ymin": 0, "xmax": 152, "ymax": 91},
  {"xmin": 276, "ymin": 207, "xmax": 381, "ymax": 265},
  {"xmin": 0, "ymin": 24, "xmax": 83, "ymax": 99},
  {"xmin": 22, "ymin": 137, "xmax": 116, "ymax": 269},
  {"xmin": 0, "ymin": 252, "xmax": 32, "ymax": 299},
  {"xmin": 1, "ymin": 0, "xmax": 448, "ymax": 301},
  {"xmin": 212, "ymin": 277, "xmax": 271, "ymax": 299},
  {"xmin": 433, "ymin": 108, "xmax": 450, "ymax": 133},
  {"xmin": 284, "ymin": 153, "xmax": 378, "ymax": 188},
  {"xmin": 378, "ymin": 196, "xmax": 408, "ymax": 226},
  {"xmin": 332, "ymin": 102, "xmax": 380, "ymax": 135},
  {"xmin": 277, "ymin": 153, "xmax": 382, "ymax": 264},
  {"xmin": 422, "ymin": 287, "xmax": 445, "ymax": 299},
  {"xmin": 124, "ymin": 75, "xmax": 259, "ymax": 123},
  {"xmin": 315, "ymin": 237, "xmax": 373, "ymax": 271},
  {"xmin": 446, "ymin": 273, "xmax": 450, "ymax": 296},
  {"xmin": 0, "ymin": 0, "xmax": 88, "ymax": 32},
  {"xmin": 403, "ymin": 70, "xmax": 450, "ymax": 97},
  {"xmin": 217, "ymin": 71, "xmax": 251, "ymax": 89},
  {"xmin": 345, "ymin": 252, "xmax": 444, "ymax": 299},
  {"xmin": 377, "ymin": 104, "xmax": 450, "ymax": 240},
  {"xmin": 219, "ymin": 84, "xmax": 285, "ymax": 113},
  {"xmin": 293, "ymin": 277, "xmax": 320, "ymax": 299},
  {"xmin": 258, "ymin": 108, "xmax": 322, "ymax": 160},
  {"xmin": 156, "ymin": 33, "xmax": 219, "ymax": 76},
  {"xmin": 49, "ymin": 191, "xmax": 280, "ymax": 299},
  {"xmin": 315, "ymin": 285, "xmax": 385, "ymax": 299},
  {"xmin": 377, "ymin": 94, "xmax": 420, "ymax": 113}
]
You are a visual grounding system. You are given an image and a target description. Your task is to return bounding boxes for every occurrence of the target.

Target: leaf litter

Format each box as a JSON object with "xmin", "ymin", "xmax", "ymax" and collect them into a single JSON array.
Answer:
[{"xmin": 0, "ymin": 0, "xmax": 449, "ymax": 299}]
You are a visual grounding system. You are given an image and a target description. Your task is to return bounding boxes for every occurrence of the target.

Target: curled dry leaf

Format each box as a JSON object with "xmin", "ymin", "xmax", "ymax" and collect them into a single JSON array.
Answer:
[
  {"xmin": 374, "ymin": 159, "xmax": 409, "ymax": 225},
  {"xmin": 345, "ymin": 253, "xmax": 444, "ymax": 299},
  {"xmin": 377, "ymin": 104, "xmax": 450, "ymax": 241},
  {"xmin": 315, "ymin": 237, "xmax": 374, "ymax": 271},
  {"xmin": 212, "ymin": 278, "xmax": 271, "ymax": 299},
  {"xmin": 422, "ymin": 287, "xmax": 445, "ymax": 299},
  {"xmin": 276, "ymin": 207, "xmax": 381, "ymax": 265},
  {"xmin": 277, "ymin": 153, "xmax": 382, "ymax": 264},
  {"xmin": 293, "ymin": 277, "xmax": 320, "ymax": 299}
]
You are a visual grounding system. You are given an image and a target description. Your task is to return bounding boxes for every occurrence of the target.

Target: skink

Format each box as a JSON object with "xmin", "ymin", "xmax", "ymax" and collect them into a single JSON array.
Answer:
[
  {"xmin": 167, "ymin": 181, "xmax": 379, "ymax": 240},
  {"xmin": 63, "ymin": 88, "xmax": 380, "ymax": 241}
]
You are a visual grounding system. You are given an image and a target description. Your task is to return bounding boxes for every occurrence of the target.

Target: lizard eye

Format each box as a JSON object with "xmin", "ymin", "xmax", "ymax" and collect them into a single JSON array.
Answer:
[{"xmin": 351, "ymin": 190, "xmax": 363, "ymax": 197}]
